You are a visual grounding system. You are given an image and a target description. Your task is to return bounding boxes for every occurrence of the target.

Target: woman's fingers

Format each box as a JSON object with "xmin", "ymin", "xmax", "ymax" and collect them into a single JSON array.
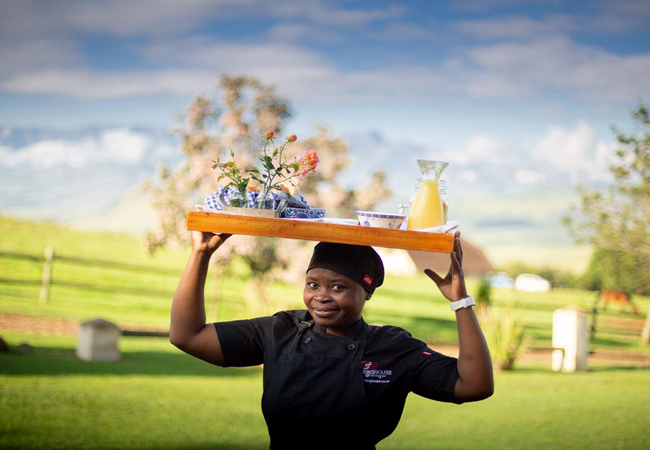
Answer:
[
  {"xmin": 454, "ymin": 231, "xmax": 463, "ymax": 260},
  {"xmin": 191, "ymin": 231, "xmax": 232, "ymax": 252},
  {"xmin": 211, "ymin": 232, "xmax": 232, "ymax": 246},
  {"xmin": 424, "ymin": 268, "xmax": 443, "ymax": 286}
]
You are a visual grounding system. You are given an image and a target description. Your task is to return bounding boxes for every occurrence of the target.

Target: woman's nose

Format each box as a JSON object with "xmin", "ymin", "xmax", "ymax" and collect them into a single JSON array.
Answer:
[{"xmin": 313, "ymin": 289, "xmax": 331, "ymax": 302}]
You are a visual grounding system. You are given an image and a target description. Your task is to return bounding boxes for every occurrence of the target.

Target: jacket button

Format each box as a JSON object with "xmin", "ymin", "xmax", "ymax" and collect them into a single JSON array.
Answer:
[
  {"xmin": 304, "ymin": 338, "xmax": 312, "ymax": 344},
  {"xmin": 347, "ymin": 344, "xmax": 356, "ymax": 350}
]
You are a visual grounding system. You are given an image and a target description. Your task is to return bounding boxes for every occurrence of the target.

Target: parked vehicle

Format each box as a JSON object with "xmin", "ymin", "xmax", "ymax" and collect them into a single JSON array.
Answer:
[
  {"xmin": 515, "ymin": 273, "xmax": 550, "ymax": 293},
  {"xmin": 488, "ymin": 272, "xmax": 515, "ymax": 289}
]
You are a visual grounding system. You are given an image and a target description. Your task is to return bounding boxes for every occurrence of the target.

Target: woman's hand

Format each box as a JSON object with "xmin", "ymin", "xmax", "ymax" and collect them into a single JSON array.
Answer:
[
  {"xmin": 424, "ymin": 231, "xmax": 468, "ymax": 302},
  {"xmin": 190, "ymin": 230, "xmax": 232, "ymax": 255}
]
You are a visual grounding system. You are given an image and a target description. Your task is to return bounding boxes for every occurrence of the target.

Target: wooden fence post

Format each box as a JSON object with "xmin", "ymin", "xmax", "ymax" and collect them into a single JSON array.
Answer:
[
  {"xmin": 642, "ymin": 311, "xmax": 650, "ymax": 345},
  {"xmin": 39, "ymin": 246, "xmax": 54, "ymax": 303}
]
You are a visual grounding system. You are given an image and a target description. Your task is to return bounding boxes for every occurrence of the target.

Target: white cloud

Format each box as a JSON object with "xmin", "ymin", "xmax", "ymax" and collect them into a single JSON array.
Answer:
[
  {"xmin": 268, "ymin": 23, "xmax": 346, "ymax": 43},
  {"xmin": 457, "ymin": 16, "xmax": 577, "ymax": 40},
  {"xmin": 461, "ymin": 36, "xmax": 650, "ymax": 101},
  {"xmin": 515, "ymin": 169, "xmax": 546, "ymax": 184},
  {"xmin": 100, "ymin": 129, "xmax": 150, "ymax": 165},
  {"xmin": 0, "ymin": 69, "xmax": 216, "ymax": 98},
  {"xmin": 280, "ymin": 2, "xmax": 407, "ymax": 27},
  {"xmin": 533, "ymin": 120, "xmax": 595, "ymax": 169},
  {"xmin": 532, "ymin": 120, "xmax": 614, "ymax": 181},
  {"xmin": 2, "ymin": 0, "xmax": 648, "ymax": 107},
  {"xmin": 0, "ymin": 128, "xmax": 151, "ymax": 168},
  {"xmin": 466, "ymin": 135, "xmax": 505, "ymax": 162},
  {"xmin": 459, "ymin": 169, "xmax": 479, "ymax": 183},
  {"xmin": 12, "ymin": 32, "xmax": 641, "ymax": 106},
  {"xmin": 0, "ymin": 38, "xmax": 81, "ymax": 76},
  {"xmin": 0, "ymin": 0, "xmax": 404, "ymax": 39},
  {"xmin": 445, "ymin": 134, "xmax": 506, "ymax": 165},
  {"xmin": 143, "ymin": 39, "xmax": 329, "ymax": 70},
  {"xmin": 0, "ymin": 0, "xmax": 242, "ymax": 38},
  {"xmin": 0, "ymin": 57, "xmax": 448, "ymax": 105},
  {"xmin": 370, "ymin": 23, "xmax": 437, "ymax": 40}
]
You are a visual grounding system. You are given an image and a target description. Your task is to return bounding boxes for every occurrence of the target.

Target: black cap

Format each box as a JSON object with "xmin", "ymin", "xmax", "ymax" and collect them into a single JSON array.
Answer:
[{"xmin": 306, "ymin": 242, "xmax": 384, "ymax": 293}]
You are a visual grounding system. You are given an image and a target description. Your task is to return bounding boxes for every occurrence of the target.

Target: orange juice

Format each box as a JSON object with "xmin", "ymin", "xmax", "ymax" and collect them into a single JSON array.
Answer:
[{"xmin": 407, "ymin": 179, "xmax": 445, "ymax": 230}]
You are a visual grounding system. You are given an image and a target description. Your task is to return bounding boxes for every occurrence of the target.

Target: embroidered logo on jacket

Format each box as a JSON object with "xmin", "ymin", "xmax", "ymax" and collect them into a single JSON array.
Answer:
[{"xmin": 362, "ymin": 358, "xmax": 393, "ymax": 384}]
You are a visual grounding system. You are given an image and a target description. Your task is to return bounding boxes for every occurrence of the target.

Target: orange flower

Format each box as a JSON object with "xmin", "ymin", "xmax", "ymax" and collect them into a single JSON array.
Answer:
[{"xmin": 304, "ymin": 150, "xmax": 319, "ymax": 170}]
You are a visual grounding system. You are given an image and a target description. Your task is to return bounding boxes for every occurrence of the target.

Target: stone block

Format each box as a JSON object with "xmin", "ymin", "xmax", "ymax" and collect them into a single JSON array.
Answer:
[
  {"xmin": 552, "ymin": 306, "xmax": 588, "ymax": 372},
  {"xmin": 76, "ymin": 318, "xmax": 121, "ymax": 362}
]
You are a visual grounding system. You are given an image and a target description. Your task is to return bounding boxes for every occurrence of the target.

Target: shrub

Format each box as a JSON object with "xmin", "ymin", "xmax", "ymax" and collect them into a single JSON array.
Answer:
[
  {"xmin": 477, "ymin": 305, "xmax": 531, "ymax": 371},
  {"xmin": 475, "ymin": 275, "xmax": 492, "ymax": 308}
]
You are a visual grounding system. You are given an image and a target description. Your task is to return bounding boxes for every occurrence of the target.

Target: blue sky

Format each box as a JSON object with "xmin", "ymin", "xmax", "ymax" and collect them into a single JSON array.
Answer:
[
  {"xmin": 1, "ymin": 0, "xmax": 650, "ymax": 256},
  {"xmin": 2, "ymin": 0, "xmax": 649, "ymax": 142}
]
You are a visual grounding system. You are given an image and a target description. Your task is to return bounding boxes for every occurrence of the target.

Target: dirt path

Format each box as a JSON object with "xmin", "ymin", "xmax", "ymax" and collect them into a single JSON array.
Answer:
[
  {"xmin": 0, "ymin": 312, "xmax": 79, "ymax": 336},
  {"xmin": 2, "ymin": 312, "xmax": 649, "ymax": 367},
  {"xmin": 0, "ymin": 312, "xmax": 166, "ymax": 336}
]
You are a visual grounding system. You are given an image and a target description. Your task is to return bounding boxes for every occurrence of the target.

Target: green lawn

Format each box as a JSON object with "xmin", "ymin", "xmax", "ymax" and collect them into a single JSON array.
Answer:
[
  {"xmin": 1, "ymin": 214, "xmax": 650, "ymax": 449},
  {"xmin": 1, "ymin": 332, "xmax": 648, "ymax": 450}
]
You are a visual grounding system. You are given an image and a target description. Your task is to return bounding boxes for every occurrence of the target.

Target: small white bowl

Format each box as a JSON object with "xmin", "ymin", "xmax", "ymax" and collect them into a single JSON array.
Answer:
[{"xmin": 357, "ymin": 211, "xmax": 406, "ymax": 229}]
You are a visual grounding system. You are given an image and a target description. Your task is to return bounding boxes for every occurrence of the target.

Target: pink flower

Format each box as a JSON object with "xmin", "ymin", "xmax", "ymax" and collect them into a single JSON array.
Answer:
[
  {"xmin": 295, "ymin": 150, "xmax": 319, "ymax": 178},
  {"xmin": 303, "ymin": 150, "xmax": 319, "ymax": 170},
  {"xmin": 265, "ymin": 130, "xmax": 275, "ymax": 139},
  {"xmin": 287, "ymin": 134, "xmax": 297, "ymax": 142}
]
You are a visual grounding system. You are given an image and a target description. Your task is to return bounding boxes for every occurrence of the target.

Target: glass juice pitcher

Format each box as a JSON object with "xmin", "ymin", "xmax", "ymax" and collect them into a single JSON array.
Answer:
[{"xmin": 406, "ymin": 160, "xmax": 448, "ymax": 230}]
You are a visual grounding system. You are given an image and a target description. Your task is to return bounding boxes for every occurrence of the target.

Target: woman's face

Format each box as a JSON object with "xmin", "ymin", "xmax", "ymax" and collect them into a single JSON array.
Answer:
[{"xmin": 304, "ymin": 267, "xmax": 369, "ymax": 337}]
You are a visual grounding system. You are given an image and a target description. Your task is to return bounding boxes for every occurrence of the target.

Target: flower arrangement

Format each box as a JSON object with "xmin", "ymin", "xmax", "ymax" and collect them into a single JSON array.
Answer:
[
  {"xmin": 210, "ymin": 149, "xmax": 250, "ymax": 207},
  {"xmin": 211, "ymin": 131, "xmax": 319, "ymax": 209}
]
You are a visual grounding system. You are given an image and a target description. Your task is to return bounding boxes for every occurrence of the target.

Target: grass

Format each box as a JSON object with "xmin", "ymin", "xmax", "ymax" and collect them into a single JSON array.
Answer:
[
  {"xmin": 2, "ymin": 332, "xmax": 648, "ymax": 450},
  {"xmin": 1, "ymin": 214, "xmax": 650, "ymax": 449},
  {"xmin": 391, "ymin": 367, "xmax": 650, "ymax": 450},
  {"xmin": 1, "ymin": 333, "xmax": 268, "ymax": 450}
]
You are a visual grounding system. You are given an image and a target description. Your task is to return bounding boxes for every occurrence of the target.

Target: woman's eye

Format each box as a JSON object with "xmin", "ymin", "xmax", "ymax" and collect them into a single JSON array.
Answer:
[
  {"xmin": 331, "ymin": 284, "xmax": 346, "ymax": 292},
  {"xmin": 307, "ymin": 282, "xmax": 318, "ymax": 289}
]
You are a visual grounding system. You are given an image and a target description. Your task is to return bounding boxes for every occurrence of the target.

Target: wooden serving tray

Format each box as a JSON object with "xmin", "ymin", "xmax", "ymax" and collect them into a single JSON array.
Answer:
[{"xmin": 187, "ymin": 211, "xmax": 454, "ymax": 253}]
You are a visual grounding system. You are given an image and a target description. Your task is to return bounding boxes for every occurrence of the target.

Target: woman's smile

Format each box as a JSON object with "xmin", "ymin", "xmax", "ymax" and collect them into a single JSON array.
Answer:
[{"xmin": 311, "ymin": 306, "xmax": 340, "ymax": 317}]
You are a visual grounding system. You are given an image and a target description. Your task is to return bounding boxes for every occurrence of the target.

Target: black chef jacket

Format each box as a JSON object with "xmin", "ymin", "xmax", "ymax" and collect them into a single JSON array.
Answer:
[{"xmin": 215, "ymin": 310, "xmax": 459, "ymax": 449}]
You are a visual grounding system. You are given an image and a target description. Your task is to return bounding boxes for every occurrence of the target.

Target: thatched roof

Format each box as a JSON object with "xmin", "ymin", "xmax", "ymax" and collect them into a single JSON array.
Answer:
[{"xmin": 407, "ymin": 237, "xmax": 493, "ymax": 277}]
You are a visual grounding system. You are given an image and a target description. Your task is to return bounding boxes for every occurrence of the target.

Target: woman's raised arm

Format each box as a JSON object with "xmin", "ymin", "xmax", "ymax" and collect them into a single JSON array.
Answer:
[
  {"xmin": 170, "ymin": 231, "xmax": 231, "ymax": 366},
  {"xmin": 425, "ymin": 231, "xmax": 494, "ymax": 402}
]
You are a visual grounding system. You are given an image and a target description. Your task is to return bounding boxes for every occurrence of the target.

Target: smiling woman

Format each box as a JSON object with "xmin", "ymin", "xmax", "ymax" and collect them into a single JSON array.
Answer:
[{"xmin": 170, "ymin": 230, "xmax": 494, "ymax": 449}]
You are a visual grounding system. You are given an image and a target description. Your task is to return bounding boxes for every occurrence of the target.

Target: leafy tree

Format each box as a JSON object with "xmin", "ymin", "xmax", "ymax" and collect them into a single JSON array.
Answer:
[
  {"xmin": 143, "ymin": 75, "xmax": 392, "ymax": 314},
  {"xmin": 564, "ymin": 103, "xmax": 650, "ymax": 295}
]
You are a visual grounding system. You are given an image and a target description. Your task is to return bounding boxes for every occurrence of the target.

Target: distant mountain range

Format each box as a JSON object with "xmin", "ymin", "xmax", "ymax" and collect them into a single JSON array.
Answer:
[{"xmin": 1, "ymin": 125, "xmax": 599, "ymax": 271}]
